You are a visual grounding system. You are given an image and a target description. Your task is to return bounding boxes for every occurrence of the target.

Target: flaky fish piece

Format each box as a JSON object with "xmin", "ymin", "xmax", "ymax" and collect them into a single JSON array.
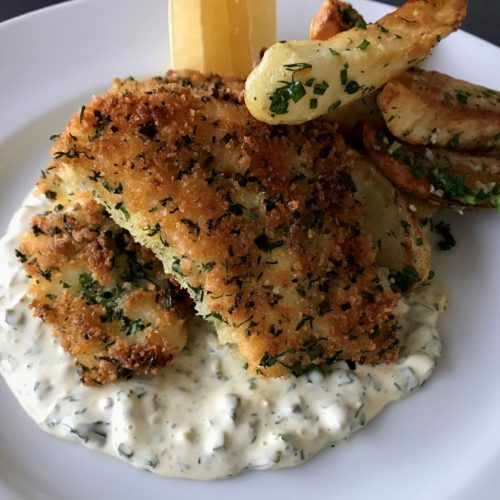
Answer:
[
  {"xmin": 378, "ymin": 68, "xmax": 500, "ymax": 151},
  {"xmin": 17, "ymin": 194, "xmax": 190, "ymax": 385},
  {"xmin": 42, "ymin": 74, "xmax": 408, "ymax": 376}
]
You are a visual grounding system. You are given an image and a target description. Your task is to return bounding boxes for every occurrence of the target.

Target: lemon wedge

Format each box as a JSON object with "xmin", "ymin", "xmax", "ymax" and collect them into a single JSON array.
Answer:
[{"xmin": 169, "ymin": 0, "xmax": 276, "ymax": 78}]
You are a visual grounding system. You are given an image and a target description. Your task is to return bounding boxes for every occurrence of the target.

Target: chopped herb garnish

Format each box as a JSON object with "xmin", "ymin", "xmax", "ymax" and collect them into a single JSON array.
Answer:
[
  {"xmin": 122, "ymin": 317, "xmax": 147, "ymax": 336},
  {"xmin": 259, "ymin": 347, "xmax": 296, "ymax": 368},
  {"xmin": 37, "ymin": 268, "xmax": 52, "ymax": 281},
  {"xmin": 328, "ymin": 100, "xmax": 341, "ymax": 112},
  {"xmin": 49, "ymin": 134, "xmax": 61, "ymax": 141},
  {"xmin": 44, "ymin": 190, "xmax": 57, "ymax": 200},
  {"xmin": 310, "ymin": 98, "xmax": 318, "ymax": 109},
  {"xmin": 345, "ymin": 80, "xmax": 360, "ymax": 94},
  {"xmin": 357, "ymin": 39, "xmax": 370, "ymax": 51},
  {"xmin": 138, "ymin": 120, "xmax": 158, "ymax": 139},
  {"xmin": 295, "ymin": 315, "xmax": 314, "ymax": 331},
  {"xmin": 390, "ymin": 266, "xmax": 420, "ymax": 293},
  {"xmin": 289, "ymin": 81, "xmax": 307, "ymax": 103},
  {"xmin": 200, "ymin": 261, "xmax": 216, "ymax": 272},
  {"xmin": 313, "ymin": 81, "xmax": 329, "ymax": 95},
  {"xmin": 15, "ymin": 249, "xmax": 27, "ymax": 263},
  {"xmin": 254, "ymin": 232, "xmax": 284, "ymax": 252},
  {"xmin": 448, "ymin": 133, "xmax": 461, "ymax": 149},
  {"xmin": 456, "ymin": 90, "xmax": 470, "ymax": 104},
  {"xmin": 355, "ymin": 19, "xmax": 367, "ymax": 29},
  {"xmin": 434, "ymin": 221, "xmax": 456, "ymax": 251},
  {"xmin": 340, "ymin": 66, "xmax": 348, "ymax": 85},
  {"xmin": 114, "ymin": 202, "xmax": 130, "ymax": 220},
  {"xmin": 180, "ymin": 218, "xmax": 201, "ymax": 236},
  {"xmin": 171, "ymin": 257, "xmax": 182, "ymax": 275},
  {"xmin": 329, "ymin": 48, "xmax": 340, "ymax": 56},
  {"xmin": 53, "ymin": 149, "xmax": 79, "ymax": 159},
  {"xmin": 88, "ymin": 170, "xmax": 102, "ymax": 181},
  {"xmin": 145, "ymin": 223, "xmax": 161, "ymax": 237},
  {"xmin": 283, "ymin": 62, "xmax": 312, "ymax": 72}
]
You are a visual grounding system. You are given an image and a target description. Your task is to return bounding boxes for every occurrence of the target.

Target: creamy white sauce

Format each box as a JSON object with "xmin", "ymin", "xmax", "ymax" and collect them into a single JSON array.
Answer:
[{"xmin": 0, "ymin": 193, "xmax": 446, "ymax": 480}]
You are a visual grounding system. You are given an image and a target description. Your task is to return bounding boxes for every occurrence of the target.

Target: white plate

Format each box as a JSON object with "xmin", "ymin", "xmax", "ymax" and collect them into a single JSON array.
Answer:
[{"xmin": 0, "ymin": 0, "xmax": 499, "ymax": 499}]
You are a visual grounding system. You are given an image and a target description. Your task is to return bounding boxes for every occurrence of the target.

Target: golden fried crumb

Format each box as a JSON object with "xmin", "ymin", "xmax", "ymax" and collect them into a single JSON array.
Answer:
[{"xmin": 18, "ymin": 197, "xmax": 191, "ymax": 385}]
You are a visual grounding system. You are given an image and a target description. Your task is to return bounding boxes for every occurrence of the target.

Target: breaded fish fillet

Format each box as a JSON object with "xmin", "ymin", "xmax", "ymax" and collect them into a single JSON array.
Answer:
[
  {"xmin": 17, "ymin": 194, "xmax": 190, "ymax": 385},
  {"xmin": 42, "ymin": 72, "xmax": 402, "ymax": 376}
]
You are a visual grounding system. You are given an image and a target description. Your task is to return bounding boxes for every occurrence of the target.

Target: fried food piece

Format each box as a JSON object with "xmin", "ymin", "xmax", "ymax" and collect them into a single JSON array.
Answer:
[
  {"xmin": 42, "ymin": 73, "xmax": 409, "ymax": 377},
  {"xmin": 378, "ymin": 68, "xmax": 500, "ymax": 151},
  {"xmin": 309, "ymin": 0, "xmax": 365, "ymax": 41},
  {"xmin": 363, "ymin": 124, "xmax": 500, "ymax": 209},
  {"xmin": 17, "ymin": 195, "xmax": 190, "ymax": 385},
  {"xmin": 327, "ymin": 90, "xmax": 385, "ymax": 141},
  {"xmin": 245, "ymin": 0, "xmax": 467, "ymax": 124},
  {"xmin": 308, "ymin": 4, "xmax": 385, "ymax": 140},
  {"xmin": 347, "ymin": 150, "xmax": 431, "ymax": 285}
]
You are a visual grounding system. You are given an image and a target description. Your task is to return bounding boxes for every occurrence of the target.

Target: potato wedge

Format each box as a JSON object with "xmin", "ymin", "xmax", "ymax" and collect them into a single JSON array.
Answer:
[
  {"xmin": 308, "ymin": 1, "xmax": 385, "ymax": 137},
  {"xmin": 309, "ymin": 0, "xmax": 365, "ymax": 41},
  {"xmin": 404, "ymin": 195, "xmax": 440, "ymax": 220},
  {"xmin": 378, "ymin": 68, "xmax": 500, "ymax": 151},
  {"xmin": 363, "ymin": 124, "xmax": 500, "ymax": 209},
  {"xmin": 245, "ymin": 0, "xmax": 467, "ymax": 125},
  {"xmin": 345, "ymin": 149, "xmax": 431, "ymax": 291},
  {"xmin": 327, "ymin": 90, "xmax": 384, "ymax": 138}
]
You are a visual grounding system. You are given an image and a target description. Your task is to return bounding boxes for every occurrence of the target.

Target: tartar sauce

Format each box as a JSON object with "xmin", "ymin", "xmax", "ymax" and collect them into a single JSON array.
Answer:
[{"xmin": 0, "ymin": 193, "xmax": 446, "ymax": 480}]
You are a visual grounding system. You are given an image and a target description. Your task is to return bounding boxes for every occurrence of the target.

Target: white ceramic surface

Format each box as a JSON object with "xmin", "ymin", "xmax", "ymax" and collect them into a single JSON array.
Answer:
[{"xmin": 0, "ymin": 1, "xmax": 499, "ymax": 499}]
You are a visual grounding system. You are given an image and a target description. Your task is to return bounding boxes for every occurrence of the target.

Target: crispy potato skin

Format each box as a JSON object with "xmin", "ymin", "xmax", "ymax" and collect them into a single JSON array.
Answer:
[
  {"xmin": 43, "ymin": 72, "xmax": 405, "ymax": 376},
  {"xmin": 378, "ymin": 68, "xmax": 500, "ymax": 151},
  {"xmin": 363, "ymin": 124, "xmax": 500, "ymax": 209},
  {"xmin": 245, "ymin": 0, "xmax": 467, "ymax": 124},
  {"xmin": 309, "ymin": 0, "xmax": 364, "ymax": 40},
  {"xmin": 18, "ymin": 196, "xmax": 190, "ymax": 386}
]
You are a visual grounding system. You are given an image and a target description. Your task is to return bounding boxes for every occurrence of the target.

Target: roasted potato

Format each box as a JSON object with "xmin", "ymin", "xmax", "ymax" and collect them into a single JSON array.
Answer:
[
  {"xmin": 245, "ymin": 0, "xmax": 467, "ymax": 124},
  {"xmin": 309, "ymin": 0, "xmax": 365, "ymax": 41},
  {"xmin": 327, "ymin": 90, "xmax": 385, "ymax": 139},
  {"xmin": 308, "ymin": 1, "xmax": 384, "ymax": 137},
  {"xmin": 363, "ymin": 124, "xmax": 500, "ymax": 209},
  {"xmin": 345, "ymin": 148, "xmax": 431, "ymax": 287},
  {"xmin": 378, "ymin": 68, "xmax": 500, "ymax": 151}
]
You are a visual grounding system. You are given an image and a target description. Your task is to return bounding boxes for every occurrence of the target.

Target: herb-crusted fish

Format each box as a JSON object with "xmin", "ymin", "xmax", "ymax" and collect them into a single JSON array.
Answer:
[
  {"xmin": 17, "ymin": 194, "xmax": 190, "ymax": 385},
  {"xmin": 43, "ymin": 72, "xmax": 410, "ymax": 376}
]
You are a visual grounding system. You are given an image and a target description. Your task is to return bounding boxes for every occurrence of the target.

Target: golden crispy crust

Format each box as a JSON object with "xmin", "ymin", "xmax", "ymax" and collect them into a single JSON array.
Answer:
[
  {"xmin": 43, "ymin": 72, "xmax": 402, "ymax": 376},
  {"xmin": 309, "ymin": 0, "xmax": 365, "ymax": 41},
  {"xmin": 363, "ymin": 124, "xmax": 500, "ymax": 209},
  {"xmin": 18, "ymin": 197, "xmax": 190, "ymax": 385},
  {"xmin": 378, "ymin": 68, "xmax": 500, "ymax": 151}
]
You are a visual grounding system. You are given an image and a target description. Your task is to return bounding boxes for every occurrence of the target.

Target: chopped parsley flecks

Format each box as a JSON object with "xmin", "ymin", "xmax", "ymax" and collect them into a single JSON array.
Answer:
[
  {"xmin": 390, "ymin": 266, "xmax": 420, "ymax": 294},
  {"xmin": 254, "ymin": 232, "xmax": 284, "ymax": 252},
  {"xmin": 115, "ymin": 202, "xmax": 130, "ymax": 220},
  {"xmin": 269, "ymin": 63, "xmax": 313, "ymax": 115},
  {"xmin": 357, "ymin": 39, "xmax": 370, "ymax": 51},
  {"xmin": 434, "ymin": 221, "xmax": 456, "ymax": 251}
]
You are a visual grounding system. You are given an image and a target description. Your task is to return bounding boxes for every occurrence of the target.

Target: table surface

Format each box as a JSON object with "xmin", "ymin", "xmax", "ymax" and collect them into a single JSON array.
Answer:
[{"xmin": 0, "ymin": 0, "xmax": 499, "ymax": 46}]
